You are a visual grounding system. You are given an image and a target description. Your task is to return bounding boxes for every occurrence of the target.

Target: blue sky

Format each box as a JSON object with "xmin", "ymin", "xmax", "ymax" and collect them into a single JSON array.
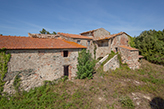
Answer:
[{"xmin": 0, "ymin": 0, "xmax": 164, "ymax": 37}]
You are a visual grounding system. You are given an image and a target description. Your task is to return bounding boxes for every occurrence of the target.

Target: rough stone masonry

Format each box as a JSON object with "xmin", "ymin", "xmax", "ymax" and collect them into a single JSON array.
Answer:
[{"xmin": 3, "ymin": 49, "xmax": 82, "ymax": 93}]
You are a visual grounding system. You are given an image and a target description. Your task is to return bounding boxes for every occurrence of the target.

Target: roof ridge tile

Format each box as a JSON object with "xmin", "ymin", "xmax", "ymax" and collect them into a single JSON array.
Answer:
[{"xmin": 57, "ymin": 32, "xmax": 92, "ymax": 39}]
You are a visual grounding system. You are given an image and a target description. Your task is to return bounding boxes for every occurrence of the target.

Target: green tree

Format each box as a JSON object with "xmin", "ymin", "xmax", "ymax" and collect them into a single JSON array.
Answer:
[
  {"xmin": 39, "ymin": 28, "xmax": 47, "ymax": 34},
  {"xmin": 134, "ymin": 29, "xmax": 164, "ymax": 65},
  {"xmin": 76, "ymin": 49, "xmax": 95, "ymax": 79},
  {"xmin": 39, "ymin": 28, "xmax": 56, "ymax": 35},
  {"xmin": 47, "ymin": 31, "xmax": 50, "ymax": 34},
  {"xmin": 52, "ymin": 31, "xmax": 56, "ymax": 35},
  {"xmin": 128, "ymin": 36, "xmax": 136, "ymax": 48}
]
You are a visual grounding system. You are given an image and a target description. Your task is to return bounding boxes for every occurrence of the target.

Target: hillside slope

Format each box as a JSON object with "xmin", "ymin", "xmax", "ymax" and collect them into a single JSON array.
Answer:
[{"xmin": 0, "ymin": 59, "xmax": 164, "ymax": 109}]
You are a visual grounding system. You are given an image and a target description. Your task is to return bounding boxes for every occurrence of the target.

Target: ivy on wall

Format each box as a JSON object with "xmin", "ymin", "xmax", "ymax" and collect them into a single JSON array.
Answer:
[
  {"xmin": 13, "ymin": 73, "xmax": 21, "ymax": 93},
  {"xmin": 94, "ymin": 42, "xmax": 97, "ymax": 59},
  {"xmin": 0, "ymin": 48, "xmax": 11, "ymax": 94}
]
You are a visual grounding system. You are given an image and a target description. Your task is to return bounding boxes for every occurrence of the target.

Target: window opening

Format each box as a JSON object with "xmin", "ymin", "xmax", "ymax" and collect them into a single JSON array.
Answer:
[
  {"xmin": 64, "ymin": 65, "xmax": 69, "ymax": 76},
  {"xmin": 63, "ymin": 51, "xmax": 68, "ymax": 57},
  {"xmin": 88, "ymin": 40, "xmax": 90, "ymax": 46},
  {"xmin": 77, "ymin": 40, "xmax": 81, "ymax": 44},
  {"xmin": 98, "ymin": 40, "xmax": 108, "ymax": 47}
]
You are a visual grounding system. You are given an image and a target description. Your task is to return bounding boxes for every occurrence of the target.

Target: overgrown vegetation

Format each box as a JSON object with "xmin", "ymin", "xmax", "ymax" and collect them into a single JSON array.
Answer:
[
  {"xmin": 0, "ymin": 48, "xmax": 10, "ymax": 95},
  {"xmin": 0, "ymin": 59, "xmax": 163, "ymax": 108},
  {"xmin": 76, "ymin": 49, "xmax": 95, "ymax": 79},
  {"xmin": 93, "ymin": 42, "xmax": 97, "ymax": 59},
  {"xmin": 101, "ymin": 51, "xmax": 117, "ymax": 66},
  {"xmin": 128, "ymin": 35, "xmax": 136, "ymax": 48},
  {"xmin": 119, "ymin": 95, "xmax": 135, "ymax": 108},
  {"xmin": 134, "ymin": 29, "xmax": 164, "ymax": 65},
  {"xmin": 13, "ymin": 73, "xmax": 21, "ymax": 92}
]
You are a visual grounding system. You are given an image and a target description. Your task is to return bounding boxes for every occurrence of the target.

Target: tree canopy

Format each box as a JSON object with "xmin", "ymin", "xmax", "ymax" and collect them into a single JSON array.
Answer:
[
  {"xmin": 134, "ymin": 29, "xmax": 164, "ymax": 65},
  {"xmin": 39, "ymin": 28, "xmax": 56, "ymax": 35}
]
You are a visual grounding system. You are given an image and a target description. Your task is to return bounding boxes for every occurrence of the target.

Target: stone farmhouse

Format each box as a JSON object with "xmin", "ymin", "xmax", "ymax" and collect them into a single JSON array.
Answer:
[
  {"xmin": 80, "ymin": 28, "xmax": 141, "ymax": 69},
  {"xmin": 0, "ymin": 28, "xmax": 142, "ymax": 93}
]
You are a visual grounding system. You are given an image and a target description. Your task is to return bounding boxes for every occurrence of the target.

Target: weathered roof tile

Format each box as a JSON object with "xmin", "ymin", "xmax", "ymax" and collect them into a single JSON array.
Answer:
[
  {"xmin": 58, "ymin": 32, "xmax": 92, "ymax": 39},
  {"xmin": 119, "ymin": 45, "xmax": 138, "ymax": 51},
  {"xmin": 0, "ymin": 35, "xmax": 86, "ymax": 49}
]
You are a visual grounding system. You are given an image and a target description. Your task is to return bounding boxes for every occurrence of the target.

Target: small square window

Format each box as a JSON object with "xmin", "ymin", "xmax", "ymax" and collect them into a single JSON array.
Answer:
[
  {"xmin": 77, "ymin": 40, "xmax": 80, "ymax": 44},
  {"xmin": 63, "ymin": 51, "xmax": 68, "ymax": 57}
]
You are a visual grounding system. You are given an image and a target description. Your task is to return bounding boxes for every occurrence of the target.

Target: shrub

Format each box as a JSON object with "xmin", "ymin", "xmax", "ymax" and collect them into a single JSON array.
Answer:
[
  {"xmin": 76, "ymin": 49, "xmax": 95, "ymax": 79},
  {"xmin": 0, "ymin": 48, "xmax": 11, "ymax": 95},
  {"xmin": 119, "ymin": 95, "xmax": 135, "ymax": 108}
]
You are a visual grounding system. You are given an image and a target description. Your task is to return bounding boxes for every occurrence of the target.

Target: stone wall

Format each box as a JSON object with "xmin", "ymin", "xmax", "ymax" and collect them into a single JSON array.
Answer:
[
  {"xmin": 96, "ymin": 46, "xmax": 110, "ymax": 59},
  {"xmin": 95, "ymin": 54, "xmax": 109, "ymax": 69},
  {"xmin": 74, "ymin": 39, "xmax": 94, "ymax": 58},
  {"xmin": 119, "ymin": 47, "xmax": 140, "ymax": 69},
  {"xmin": 111, "ymin": 34, "xmax": 129, "ymax": 52},
  {"xmin": 4, "ymin": 49, "xmax": 81, "ymax": 93},
  {"xmin": 93, "ymin": 28, "xmax": 110, "ymax": 38},
  {"xmin": 94, "ymin": 33, "xmax": 129, "ymax": 59},
  {"xmin": 103, "ymin": 55, "xmax": 120, "ymax": 71},
  {"xmin": 28, "ymin": 33, "xmax": 58, "ymax": 39},
  {"xmin": 57, "ymin": 34, "xmax": 94, "ymax": 58},
  {"xmin": 95, "ymin": 39, "xmax": 111, "ymax": 59},
  {"xmin": 80, "ymin": 28, "xmax": 110, "ymax": 39}
]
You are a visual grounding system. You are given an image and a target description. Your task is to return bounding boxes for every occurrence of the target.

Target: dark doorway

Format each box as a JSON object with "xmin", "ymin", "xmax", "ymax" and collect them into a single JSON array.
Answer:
[
  {"xmin": 115, "ymin": 47, "xmax": 118, "ymax": 52},
  {"xmin": 64, "ymin": 65, "xmax": 69, "ymax": 76}
]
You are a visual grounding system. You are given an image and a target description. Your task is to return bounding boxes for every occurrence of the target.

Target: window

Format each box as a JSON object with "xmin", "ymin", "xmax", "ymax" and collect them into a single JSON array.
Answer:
[
  {"xmin": 88, "ymin": 40, "xmax": 90, "ymax": 46},
  {"xmin": 64, "ymin": 65, "xmax": 69, "ymax": 76},
  {"xmin": 97, "ymin": 40, "xmax": 108, "ymax": 47},
  {"xmin": 63, "ymin": 51, "xmax": 68, "ymax": 57},
  {"xmin": 115, "ymin": 47, "xmax": 118, "ymax": 52},
  {"xmin": 77, "ymin": 40, "xmax": 81, "ymax": 44}
]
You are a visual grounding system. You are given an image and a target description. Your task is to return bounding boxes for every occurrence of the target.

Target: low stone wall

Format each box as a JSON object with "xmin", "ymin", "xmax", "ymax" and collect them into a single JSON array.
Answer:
[
  {"xmin": 99, "ymin": 54, "xmax": 109, "ymax": 64},
  {"xmin": 95, "ymin": 54, "xmax": 109, "ymax": 69},
  {"xmin": 103, "ymin": 55, "xmax": 120, "ymax": 71}
]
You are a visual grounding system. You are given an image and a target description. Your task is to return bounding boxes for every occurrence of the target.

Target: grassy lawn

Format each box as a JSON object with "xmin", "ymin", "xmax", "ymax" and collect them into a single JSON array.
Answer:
[{"xmin": 0, "ymin": 59, "xmax": 164, "ymax": 109}]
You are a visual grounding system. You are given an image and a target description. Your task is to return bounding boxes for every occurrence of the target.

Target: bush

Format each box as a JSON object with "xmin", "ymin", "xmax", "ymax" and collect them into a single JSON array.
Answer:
[
  {"xmin": 76, "ymin": 49, "xmax": 95, "ymax": 79},
  {"xmin": 0, "ymin": 48, "xmax": 11, "ymax": 95},
  {"xmin": 119, "ymin": 95, "xmax": 135, "ymax": 108}
]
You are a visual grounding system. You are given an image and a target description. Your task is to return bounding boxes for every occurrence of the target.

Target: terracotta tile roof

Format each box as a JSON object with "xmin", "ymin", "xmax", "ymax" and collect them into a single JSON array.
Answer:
[
  {"xmin": 58, "ymin": 32, "xmax": 93, "ymax": 39},
  {"xmin": 95, "ymin": 32, "xmax": 128, "ymax": 41},
  {"xmin": 0, "ymin": 35, "xmax": 86, "ymax": 50},
  {"xmin": 119, "ymin": 45, "xmax": 138, "ymax": 51},
  {"xmin": 80, "ymin": 28, "xmax": 99, "ymax": 34}
]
